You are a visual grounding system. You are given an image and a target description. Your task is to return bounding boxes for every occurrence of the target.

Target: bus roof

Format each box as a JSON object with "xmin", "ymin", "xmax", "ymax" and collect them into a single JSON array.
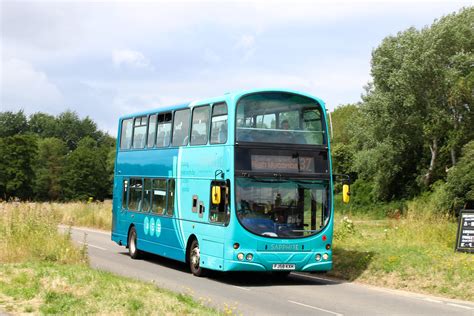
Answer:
[{"xmin": 118, "ymin": 88, "xmax": 326, "ymax": 120}]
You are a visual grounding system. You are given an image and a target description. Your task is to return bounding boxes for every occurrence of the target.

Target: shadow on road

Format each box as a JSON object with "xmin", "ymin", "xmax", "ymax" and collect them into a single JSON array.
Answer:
[{"xmin": 120, "ymin": 251, "xmax": 348, "ymax": 287}]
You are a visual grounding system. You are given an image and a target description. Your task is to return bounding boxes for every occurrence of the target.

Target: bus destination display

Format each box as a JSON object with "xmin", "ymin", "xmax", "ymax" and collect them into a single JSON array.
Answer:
[
  {"xmin": 251, "ymin": 155, "xmax": 315, "ymax": 173},
  {"xmin": 456, "ymin": 209, "xmax": 474, "ymax": 253}
]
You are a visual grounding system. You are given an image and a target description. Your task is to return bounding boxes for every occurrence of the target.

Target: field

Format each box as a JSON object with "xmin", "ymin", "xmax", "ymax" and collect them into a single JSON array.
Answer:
[
  {"xmin": 330, "ymin": 197, "xmax": 474, "ymax": 301},
  {"xmin": 2, "ymin": 200, "xmax": 473, "ymax": 305},
  {"xmin": 0, "ymin": 202, "xmax": 218, "ymax": 315}
]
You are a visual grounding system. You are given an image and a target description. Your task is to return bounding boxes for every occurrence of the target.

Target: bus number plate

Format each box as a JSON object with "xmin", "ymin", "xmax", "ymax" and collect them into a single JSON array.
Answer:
[{"xmin": 272, "ymin": 264, "xmax": 295, "ymax": 270}]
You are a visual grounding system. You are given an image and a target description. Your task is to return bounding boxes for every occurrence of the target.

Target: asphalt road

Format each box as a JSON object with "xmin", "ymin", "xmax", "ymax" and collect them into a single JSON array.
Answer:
[{"xmin": 65, "ymin": 226, "xmax": 474, "ymax": 315}]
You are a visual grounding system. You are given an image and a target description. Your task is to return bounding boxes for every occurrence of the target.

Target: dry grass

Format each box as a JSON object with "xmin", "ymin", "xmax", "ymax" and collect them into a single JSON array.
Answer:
[
  {"xmin": 0, "ymin": 262, "xmax": 218, "ymax": 315},
  {"xmin": 0, "ymin": 202, "xmax": 218, "ymax": 315},
  {"xmin": 0, "ymin": 202, "xmax": 87, "ymax": 264},
  {"xmin": 330, "ymin": 210, "xmax": 474, "ymax": 301}
]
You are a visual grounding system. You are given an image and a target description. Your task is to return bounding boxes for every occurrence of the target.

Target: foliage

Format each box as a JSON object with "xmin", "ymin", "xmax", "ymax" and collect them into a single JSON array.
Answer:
[
  {"xmin": 331, "ymin": 210, "xmax": 474, "ymax": 301},
  {"xmin": 33, "ymin": 138, "xmax": 68, "ymax": 200},
  {"xmin": 0, "ymin": 110, "xmax": 115, "ymax": 201},
  {"xmin": 0, "ymin": 110, "xmax": 29, "ymax": 137},
  {"xmin": 445, "ymin": 140, "xmax": 474, "ymax": 211},
  {"xmin": 331, "ymin": 8, "xmax": 474, "ymax": 204},
  {"xmin": 63, "ymin": 137, "xmax": 111, "ymax": 201},
  {"xmin": 0, "ymin": 134, "xmax": 38, "ymax": 200}
]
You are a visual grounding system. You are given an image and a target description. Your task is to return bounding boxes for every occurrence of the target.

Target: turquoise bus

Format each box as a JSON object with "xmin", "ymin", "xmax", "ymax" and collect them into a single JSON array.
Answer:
[{"xmin": 111, "ymin": 89, "xmax": 349, "ymax": 276}]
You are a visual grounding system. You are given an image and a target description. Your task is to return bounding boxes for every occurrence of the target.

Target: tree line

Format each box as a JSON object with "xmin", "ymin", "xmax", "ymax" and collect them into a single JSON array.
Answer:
[
  {"xmin": 0, "ymin": 111, "xmax": 115, "ymax": 201},
  {"xmin": 331, "ymin": 7, "xmax": 474, "ymax": 212}
]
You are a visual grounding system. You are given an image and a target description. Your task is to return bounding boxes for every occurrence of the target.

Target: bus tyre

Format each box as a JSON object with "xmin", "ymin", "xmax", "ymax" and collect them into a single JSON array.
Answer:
[
  {"xmin": 189, "ymin": 239, "xmax": 206, "ymax": 277},
  {"xmin": 128, "ymin": 226, "xmax": 142, "ymax": 259}
]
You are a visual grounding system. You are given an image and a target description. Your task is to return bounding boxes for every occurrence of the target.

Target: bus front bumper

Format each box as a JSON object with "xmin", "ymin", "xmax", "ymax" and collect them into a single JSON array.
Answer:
[{"xmin": 224, "ymin": 259, "xmax": 332, "ymax": 272}]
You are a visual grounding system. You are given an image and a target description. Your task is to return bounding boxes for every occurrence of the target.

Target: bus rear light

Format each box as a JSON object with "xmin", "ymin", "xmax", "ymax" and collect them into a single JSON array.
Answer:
[
  {"xmin": 237, "ymin": 253, "xmax": 244, "ymax": 261},
  {"xmin": 315, "ymin": 254, "xmax": 321, "ymax": 261},
  {"xmin": 322, "ymin": 235, "xmax": 327, "ymax": 241},
  {"xmin": 322, "ymin": 253, "xmax": 329, "ymax": 260},
  {"xmin": 326, "ymin": 244, "xmax": 331, "ymax": 250},
  {"xmin": 246, "ymin": 253, "xmax": 253, "ymax": 261},
  {"xmin": 233, "ymin": 243, "xmax": 240, "ymax": 249}
]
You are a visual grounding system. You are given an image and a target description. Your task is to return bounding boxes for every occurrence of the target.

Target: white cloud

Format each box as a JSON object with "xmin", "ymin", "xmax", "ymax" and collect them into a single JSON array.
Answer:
[
  {"xmin": 112, "ymin": 49, "xmax": 152, "ymax": 70},
  {"xmin": 1, "ymin": 59, "xmax": 63, "ymax": 111}
]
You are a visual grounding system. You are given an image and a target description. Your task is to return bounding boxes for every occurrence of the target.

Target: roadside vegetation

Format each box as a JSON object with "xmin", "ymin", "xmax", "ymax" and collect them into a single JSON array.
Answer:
[
  {"xmin": 330, "ymin": 195, "xmax": 474, "ymax": 301},
  {"xmin": 0, "ymin": 203, "xmax": 218, "ymax": 315}
]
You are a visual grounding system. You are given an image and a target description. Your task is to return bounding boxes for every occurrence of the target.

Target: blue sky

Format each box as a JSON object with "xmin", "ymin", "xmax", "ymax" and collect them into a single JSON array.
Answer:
[{"xmin": 1, "ymin": 0, "xmax": 471, "ymax": 134}]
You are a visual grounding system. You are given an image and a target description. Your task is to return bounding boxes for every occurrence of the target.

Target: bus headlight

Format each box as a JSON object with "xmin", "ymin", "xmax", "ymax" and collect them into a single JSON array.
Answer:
[
  {"xmin": 315, "ymin": 254, "xmax": 322, "ymax": 261},
  {"xmin": 322, "ymin": 253, "xmax": 329, "ymax": 261},
  {"xmin": 246, "ymin": 253, "xmax": 253, "ymax": 261},
  {"xmin": 237, "ymin": 253, "xmax": 244, "ymax": 261}
]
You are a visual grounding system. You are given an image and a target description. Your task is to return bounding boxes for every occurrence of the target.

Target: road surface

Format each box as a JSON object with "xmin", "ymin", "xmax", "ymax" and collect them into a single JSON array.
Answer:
[{"xmin": 65, "ymin": 226, "xmax": 474, "ymax": 315}]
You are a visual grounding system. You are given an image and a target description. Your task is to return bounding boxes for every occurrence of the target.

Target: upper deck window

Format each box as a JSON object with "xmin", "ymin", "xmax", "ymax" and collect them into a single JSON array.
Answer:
[
  {"xmin": 172, "ymin": 109, "xmax": 190, "ymax": 146},
  {"xmin": 156, "ymin": 113, "xmax": 172, "ymax": 147},
  {"xmin": 147, "ymin": 114, "xmax": 157, "ymax": 148},
  {"xmin": 191, "ymin": 106, "xmax": 210, "ymax": 145},
  {"xmin": 120, "ymin": 118, "xmax": 133, "ymax": 149},
  {"xmin": 236, "ymin": 92, "xmax": 325, "ymax": 145},
  {"xmin": 210, "ymin": 103, "xmax": 228, "ymax": 144},
  {"xmin": 133, "ymin": 116, "xmax": 147, "ymax": 149}
]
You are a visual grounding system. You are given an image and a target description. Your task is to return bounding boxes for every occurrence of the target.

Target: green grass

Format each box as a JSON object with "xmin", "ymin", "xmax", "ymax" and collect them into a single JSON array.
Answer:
[
  {"xmin": 329, "ymin": 195, "xmax": 474, "ymax": 301},
  {"xmin": 0, "ymin": 262, "xmax": 217, "ymax": 315},
  {"xmin": 0, "ymin": 202, "xmax": 219, "ymax": 315}
]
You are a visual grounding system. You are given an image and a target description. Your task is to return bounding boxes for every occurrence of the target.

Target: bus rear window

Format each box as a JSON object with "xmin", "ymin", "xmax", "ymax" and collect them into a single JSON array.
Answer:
[{"xmin": 236, "ymin": 92, "xmax": 325, "ymax": 145}]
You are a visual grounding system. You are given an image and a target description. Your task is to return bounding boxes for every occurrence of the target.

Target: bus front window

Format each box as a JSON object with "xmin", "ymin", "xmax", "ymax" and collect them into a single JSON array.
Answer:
[
  {"xmin": 236, "ymin": 92, "xmax": 325, "ymax": 145},
  {"xmin": 235, "ymin": 177, "xmax": 329, "ymax": 238}
]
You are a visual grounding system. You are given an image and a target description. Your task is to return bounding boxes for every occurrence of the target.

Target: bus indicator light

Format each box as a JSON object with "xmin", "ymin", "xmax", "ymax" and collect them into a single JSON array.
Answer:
[
  {"xmin": 326, "ymin": 244, "xmax": 331, "ymax": 250},
  {"xmin": 246, "ymin": 253, "xmax": 253, "ymax": 261},
  {"xmin": 323, "ymin": 253, "xmax": 329, "ymax": 260},
  {"xmin": 315, "ymin": 254, "xmax": 322, "ymax": 261},
  {"xmin": 233, "ymin": 243, "xmax": 240, "ymax": 249},
  {"xmin": 237, "ymin": 253, "xmax": 244, "ymax": 261}
]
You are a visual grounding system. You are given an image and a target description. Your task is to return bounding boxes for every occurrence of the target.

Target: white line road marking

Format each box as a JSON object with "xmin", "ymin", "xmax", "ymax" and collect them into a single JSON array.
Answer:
[
  {"xmin": 232, "ymin": 285, "xmax": 251, "ymax": 291},
  {"xmin": 78, "ymin": 241, "xmax": 107, "ymax": 251},
  {"xmin": 423, "ymin": 298, "xmax": 442, "ymax": 303},
  {"xmin": 288, "ymin": 300, "xmax": 343, "ymax": 316},
  {"xmin": 447, "ymin": 303, "xmax": 473, "ymax": 310}
]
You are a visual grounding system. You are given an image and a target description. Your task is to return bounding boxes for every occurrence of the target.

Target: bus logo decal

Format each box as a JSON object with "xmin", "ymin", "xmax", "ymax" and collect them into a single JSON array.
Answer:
[
  {"xmin": 144, "ymin": 217, "xmax": 149, "ymax": 235},
  {"xmin": 149, "ymin": 217, "xmax": 155, "ymax": 237},
  {"xmin": 155, "ymin": 218, "xmax": 162, "ymax": 238}
]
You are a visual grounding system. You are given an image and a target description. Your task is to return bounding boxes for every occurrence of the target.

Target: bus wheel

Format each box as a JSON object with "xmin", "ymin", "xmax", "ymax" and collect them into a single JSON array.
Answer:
[
  {"xmin": 128, "ymin": 226, "xmax": 142, "ymax": 259},
  {"xmin": 189, "ymin": 239, "xmax": 206, "ymax": 277}
]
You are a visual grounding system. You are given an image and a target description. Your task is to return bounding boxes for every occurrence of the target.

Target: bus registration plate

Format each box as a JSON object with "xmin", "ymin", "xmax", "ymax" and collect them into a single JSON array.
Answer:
[{"xmin": 272, "ymin": 264, "xmax": 295, "ymax": 270}]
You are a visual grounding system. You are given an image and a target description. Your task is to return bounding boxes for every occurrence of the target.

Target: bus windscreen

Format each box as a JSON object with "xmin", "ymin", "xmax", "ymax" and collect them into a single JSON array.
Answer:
[{"xmin": 236, "ymin": 92, "xmax": 325, "ymax": 145}]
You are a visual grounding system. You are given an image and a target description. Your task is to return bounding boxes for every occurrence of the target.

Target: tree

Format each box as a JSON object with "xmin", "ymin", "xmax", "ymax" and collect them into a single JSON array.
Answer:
[
  {"xmin": 0, "ymin": 111, "xmax": 28, "ymax": 137},
  {"xmin": 33, "ymin": 137, "xmax": 68, "ymax": 200},
  {"xmin": 445, "ymin": 140, "xmax": 474, "ymax": 211},
  {"xmin": 351, "ymin": 7, "xmax": 473, "ymax": 201},
  {"xmin": 63, "ymin": 137, "xmax": 111, "ymax": 201},
  {"xmin": 0, "ymin": 134, "xmax": 38, "ymax": 200},
  {"xmin": 29, "ymin": 113, "xmax": 57, "ymax": 138}
]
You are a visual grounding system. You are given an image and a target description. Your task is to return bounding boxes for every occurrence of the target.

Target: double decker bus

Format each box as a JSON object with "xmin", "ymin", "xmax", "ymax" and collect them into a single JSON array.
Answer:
[{"xmin": 111, "ymin": 89, "xmax": 349, "ymax": 276}]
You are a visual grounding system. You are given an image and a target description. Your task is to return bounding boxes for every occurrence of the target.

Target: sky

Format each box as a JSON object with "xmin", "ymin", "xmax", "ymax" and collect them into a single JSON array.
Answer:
[{"xmin": 1, "ymin": 0, "xmax": 472, "ymax": 135}]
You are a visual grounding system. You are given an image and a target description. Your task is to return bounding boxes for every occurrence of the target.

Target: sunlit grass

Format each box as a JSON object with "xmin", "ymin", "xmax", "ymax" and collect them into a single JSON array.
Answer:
[
  {"xmin": 0, "ymin": 202, "xmax": 218, "ymax": 314},
  {"xmin": 330, "ymin": 198, "xmax": 474, "ymax": 301}
]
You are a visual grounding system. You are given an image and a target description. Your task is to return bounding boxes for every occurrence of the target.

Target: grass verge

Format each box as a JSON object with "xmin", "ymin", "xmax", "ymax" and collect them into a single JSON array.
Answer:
[
  {"xmin": 0, "ymin": 202, "xmax": 218, "ymax": 315},
  {"xmin": 330, "ymin": 196, "xmax": 474, "ymax": 301},
  {"xmin": 0, "ymin": 262, "xmax": 216, "ymax": 315}
]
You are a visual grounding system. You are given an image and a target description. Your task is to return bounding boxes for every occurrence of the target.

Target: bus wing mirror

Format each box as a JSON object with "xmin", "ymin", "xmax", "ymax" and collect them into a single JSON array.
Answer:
[
  {"xmin": 342, "ymin": 184, "xmax": 350, "ymax": 204},
  {"xmin": 212, "ymin": 186, "xmax": 221, "ymax": 204}
]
